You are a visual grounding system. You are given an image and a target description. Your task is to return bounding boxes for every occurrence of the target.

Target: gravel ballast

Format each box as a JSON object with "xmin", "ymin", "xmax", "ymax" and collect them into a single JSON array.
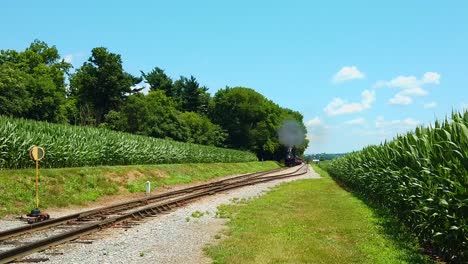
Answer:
[{"xmin": 7, "ymin": 165, "xmax": 321, "ymax": 264}]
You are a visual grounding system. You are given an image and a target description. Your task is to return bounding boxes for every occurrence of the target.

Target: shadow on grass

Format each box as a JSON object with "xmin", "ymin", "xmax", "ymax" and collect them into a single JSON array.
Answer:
[{"xmin": 332, "ymin": 177, "xmax": 440, "ymax": 264}]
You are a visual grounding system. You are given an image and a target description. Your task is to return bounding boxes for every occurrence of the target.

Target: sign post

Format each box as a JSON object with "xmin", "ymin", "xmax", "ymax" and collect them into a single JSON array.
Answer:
[{"xmin": 29, "ymin": 146, "xmax": 45, "ymax": 216}]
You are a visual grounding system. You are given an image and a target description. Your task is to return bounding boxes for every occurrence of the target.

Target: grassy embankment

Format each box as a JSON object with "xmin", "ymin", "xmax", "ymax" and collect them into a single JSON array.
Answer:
[
  {"xmin": 0, "ymin": 161, "xmax": 279, "ymax": 217},
  {"xmin": 206, "ymin": 165, "xmax": 435, "ymax": 264},
  {"xmin": 321, "ymin": 111, "xmax": 467, "ymax": 262}
]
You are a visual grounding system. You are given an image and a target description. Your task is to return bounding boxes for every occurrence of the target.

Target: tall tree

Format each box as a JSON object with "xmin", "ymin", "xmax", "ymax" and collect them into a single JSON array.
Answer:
[
  {"xmin": 103, "ymin": 90, "xmax": 188, "ymax": 141},
  {"xmin": 173, "ymin": 75, "xmax": 210, "ymax": 114},
  {"xmin": 70, "ymin": 47, "xmax": 142, "ymax": 124},
  {"xmin": 141, "ymin": 67, "xmax": 174, "ymax": 96},
  {"xmin": 210, "ymin": 87, "xmax": 270, "ymax": 149},
  {"xmin": 210, "ymin": 87, "xmax": 308, "ymax": 159},
  {"xmin": 179, "ymin": 112, "xmax": 226, "ymax": 146},
  {"xmin": 0, "ymin": 40, "xmax": 71, "ymax": 122},
  {"xmin": 0, "ymin": 64, "xmax": 31, "ymax": 117}
]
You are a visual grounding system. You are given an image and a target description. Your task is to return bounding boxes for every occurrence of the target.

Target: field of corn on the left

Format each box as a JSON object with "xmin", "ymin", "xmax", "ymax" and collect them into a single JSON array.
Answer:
[{"xmin": 0, "ymin": 116, "xmax": 258, "ymax": 169}]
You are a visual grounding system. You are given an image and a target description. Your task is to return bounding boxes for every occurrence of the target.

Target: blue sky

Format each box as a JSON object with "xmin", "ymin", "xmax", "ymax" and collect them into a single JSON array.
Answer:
[{"xmin": 2, "ymin": 0, "xmax": 467, "ymax": 153}]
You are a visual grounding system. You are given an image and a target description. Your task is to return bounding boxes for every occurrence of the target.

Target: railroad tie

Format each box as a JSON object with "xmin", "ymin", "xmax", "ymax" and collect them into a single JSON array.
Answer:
[{"xmin": 144, "ymin": 209, "xmax": 154, "ymax": 216}]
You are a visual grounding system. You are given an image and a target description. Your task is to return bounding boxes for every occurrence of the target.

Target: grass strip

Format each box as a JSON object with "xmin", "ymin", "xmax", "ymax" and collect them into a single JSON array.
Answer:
[
  {"xmin": 0, "ymin": 161, "xmax": 279, "ymax": 217},
  {"xmin": 206, "ymin": 165, "xmax": 435, "ymax": 264}
]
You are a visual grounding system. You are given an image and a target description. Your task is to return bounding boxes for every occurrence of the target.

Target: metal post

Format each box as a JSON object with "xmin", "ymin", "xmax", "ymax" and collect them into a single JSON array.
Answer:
[{"xmin": 36, "ymin": 159, "xmax": 39, "ymax": 209}]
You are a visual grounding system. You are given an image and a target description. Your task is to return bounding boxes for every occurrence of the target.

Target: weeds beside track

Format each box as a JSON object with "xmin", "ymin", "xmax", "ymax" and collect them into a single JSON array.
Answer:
[{"xmin": 0, "ymin": 165, "xmax": 307, "ymax": 263}]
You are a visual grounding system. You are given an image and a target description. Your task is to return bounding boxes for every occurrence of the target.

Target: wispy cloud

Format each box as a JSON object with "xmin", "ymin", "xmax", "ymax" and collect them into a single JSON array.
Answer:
[
  {"xmin": 422, "ymin": 72, "xmax": 441, "ymax": 84},
  {"xmin": 344, "ymin": 117, "xmax": 365, "ymax": 125},
  {"xmin": 375, "ymin": 72, "xmax": 441, "ymax": 106},
  {"xmin": 324, "ymin": 90, "xmax": 375, "ymax": 116},
  {"xmin": 424, "ymin": 102, "xmax": 437, "ymax": 109},
  {"xmin": 375, "ymin": 116, "xmax": 420, "ymax": 129},
  {"xmin": 63, "ymin": 54, "xmax": 74, "ymax": 63},
  {"xmin": 332, "ymin": 66, "xmax": 365, "ymax": 83},
  {"xmin": 389, "ymin": 94, "xmax": 412, "ymax": 105},
  {"xmin": 62, "ymin": 52, "xmax": 85, "ymax": 65},
  {"xmin": 306, "ymin": 117, "xmax": 322, "ymax": 127},
  {"xmin": 306, "ymin": 118, "xmax": 330, "ymax": 152}
]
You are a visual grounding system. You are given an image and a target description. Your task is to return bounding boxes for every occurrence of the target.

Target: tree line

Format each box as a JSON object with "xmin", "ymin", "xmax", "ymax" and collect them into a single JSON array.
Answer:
[
  {"xmin": 0, "ymin": 40, "xmax": 308, "ymax": 160},
  {"xmin": 305, "ymin": 153, "xmax": 346, "ymax": 161}
]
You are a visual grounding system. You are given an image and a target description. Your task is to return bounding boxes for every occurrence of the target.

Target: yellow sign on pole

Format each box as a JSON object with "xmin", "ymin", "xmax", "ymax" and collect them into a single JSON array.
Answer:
[
  {"xmin": 29, "ymin": 146, "xmax": 45, "ymax": 161},
  {"xmin": 29, "ymin": 146, "xmax": 45, "ymax": 210}
]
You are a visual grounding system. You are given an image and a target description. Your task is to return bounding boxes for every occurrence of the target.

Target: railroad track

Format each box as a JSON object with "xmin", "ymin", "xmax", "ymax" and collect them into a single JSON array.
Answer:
[{"xmin": 0, "ymin": 164, "xmax": 308, "ymax": 263}]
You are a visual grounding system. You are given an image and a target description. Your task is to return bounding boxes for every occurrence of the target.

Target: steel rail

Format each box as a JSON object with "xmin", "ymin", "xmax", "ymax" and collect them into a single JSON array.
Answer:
[
  {"xmin": 0, "ymin": 164, "xmax": 307, "ymax": 264},
  {"xmin": 0, "ymin": 167, "xmax": 288, "ymax": 241}
]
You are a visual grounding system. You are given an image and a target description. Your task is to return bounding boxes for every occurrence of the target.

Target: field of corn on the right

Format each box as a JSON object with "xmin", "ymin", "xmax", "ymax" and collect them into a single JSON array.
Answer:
[{"xmin": 321, "ymin": 111, "xmax": 467, "ymax": 263}]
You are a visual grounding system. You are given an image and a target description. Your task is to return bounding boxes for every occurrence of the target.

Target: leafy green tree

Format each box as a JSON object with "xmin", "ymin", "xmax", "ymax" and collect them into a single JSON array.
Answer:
[
  {"xmin": 210, "ymin": 87, "xmax": 269, "ymax": 149},
  {"xmin": 0, "ymin": 40, "xmax": 71, "ymax": 122},
  {"xmin": 0, "ymin": 64, "xmax": 31, "ymax": 117},
  {"xmin": 70, "ymin": 47, "xmax": 142, "ymax": 124},
  {"xmin": 101, "ymin": 110, "xmax": 127, "ymax": 131},
  {"xmin": 179, "ymin": 112, "xmax": 226, "ymax": 146},
  {"xmin": 210, "ymin": 87, "xmax": 308, "ymax": 159},
  {"xmin": 103, "ymin": 91, "xmax": 188, "ymax": 141},
  {"xmin": 141, "ymin": 67, "xmax": 174, "ymax": 96},
  {"xmin": 173, "ymin": 75, "xmax": 210, "ymax": 114}
]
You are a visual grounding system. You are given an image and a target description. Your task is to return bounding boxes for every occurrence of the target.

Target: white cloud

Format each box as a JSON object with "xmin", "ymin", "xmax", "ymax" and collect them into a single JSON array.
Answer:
[
  {"xmin": 332, "ymin": 66, "xmax": 365, "ymax": 83},
  {"xmin": 375, "ymin": 116, "xmax": 420, "ymax": 129},
  {"xmin": 344, "ymin": 118, "xmax": 365, "ymax": 125},
  {"xmin": 389, "ymin": 94, "xmax": 412, "ymax": 105},
  {"xmin": 306, "ymin": 117, "xmax": 322, "ymax": 127},
  {"xmin": 400, "ymin": 86, "xmax": 428, "ymax": 96},
  {"xmin": 422, "ymin": 72, "xmax": 441, "ymax": 84},
  {"xmin": 403, "ymin": 118, "xmax": 421, "ymax": 126},
  {"xmin": 386, "ymin": 76, "xmax": 419, "ymax": 89},
  {"xmin": 324, "ymin": 89, "xmax": 375, "ymax": 116},
  {"xmin": 63, "ymin": 54, "xmax": 73, "ymax": 63},
  {"xmin": 424, "ymin": 102, "xmax": 437, "ymax": 109},
  {"xmin": 374, "ymin": 72, "xmax": 441, "ymax": 105},
  {"xmin": 62, "ymin": 52, "xmax": 85, "ymax": 65},
  {"xmin": 306, "ymin": 119, "xmax": 330, "ymax": 152}
]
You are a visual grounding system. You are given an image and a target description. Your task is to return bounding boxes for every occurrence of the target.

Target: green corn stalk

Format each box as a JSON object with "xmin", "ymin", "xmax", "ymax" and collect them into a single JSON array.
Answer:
[
  {"xmin": 0, "ymin": 116, "xmax": 257, "ymax": 169},
  {"xmin": 321, "ymin": 110, "xmax": 467, "ymax": 263}
]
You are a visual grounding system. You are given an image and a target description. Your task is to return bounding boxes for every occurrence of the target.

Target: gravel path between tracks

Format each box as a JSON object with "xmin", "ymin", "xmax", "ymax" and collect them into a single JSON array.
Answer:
[{"xmin": 11, "ymin": 165, "xmax": 321, "ymax": 264}]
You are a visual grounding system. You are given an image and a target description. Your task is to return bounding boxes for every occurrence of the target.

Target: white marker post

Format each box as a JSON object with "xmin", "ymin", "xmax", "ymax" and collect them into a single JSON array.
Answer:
[{"xmin": 145, "ymin": 181, "xmax": 151, "ymax": 195}]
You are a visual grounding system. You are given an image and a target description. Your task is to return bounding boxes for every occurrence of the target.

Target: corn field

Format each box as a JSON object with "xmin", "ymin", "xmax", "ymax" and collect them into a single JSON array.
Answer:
[
  {"xmin": 0, "ymin": 116, "xmax": 257, "ymax": 169},
  {"xmin": 322, "ymin": 111, "xmax": 467, "ymax": 262}
]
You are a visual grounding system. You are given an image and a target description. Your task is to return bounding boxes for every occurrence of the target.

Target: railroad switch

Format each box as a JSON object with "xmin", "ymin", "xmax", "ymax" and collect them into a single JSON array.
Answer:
[{"xmin": 24, "ymin": 210, "xmax": 50, "ymax": 224}]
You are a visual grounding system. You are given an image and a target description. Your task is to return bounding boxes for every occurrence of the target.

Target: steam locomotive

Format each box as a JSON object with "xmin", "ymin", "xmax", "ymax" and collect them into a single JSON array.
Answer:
[{"xmin": 285, "ymin": 147, "xmax": 303, "ymax": 167}]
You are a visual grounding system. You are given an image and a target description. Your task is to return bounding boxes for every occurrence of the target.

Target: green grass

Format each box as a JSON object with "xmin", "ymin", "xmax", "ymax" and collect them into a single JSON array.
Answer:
[
  {"xmin": 0, "ymin": 161, "xmax": 280, "ymax": 217},
  {"xmin": 191, "ymin": 210, "xmax": 205, "ymax": 218},
  {"xmin": 322, "ymin": 111, "xmax": 468, "ymax": 262},
  {"xmin": 206, "ymin": 165, "xmax": 435, "ymax": 264}
]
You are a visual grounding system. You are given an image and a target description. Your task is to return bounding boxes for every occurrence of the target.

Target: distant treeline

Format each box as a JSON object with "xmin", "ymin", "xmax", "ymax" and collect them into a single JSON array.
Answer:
[
  {"xmin": 305, "ymin": 153, "xmax": 346, "ymax": 161},
  {"xmin": 0, "ymin": 40, "xmax": 308, "ymax": 160}
]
